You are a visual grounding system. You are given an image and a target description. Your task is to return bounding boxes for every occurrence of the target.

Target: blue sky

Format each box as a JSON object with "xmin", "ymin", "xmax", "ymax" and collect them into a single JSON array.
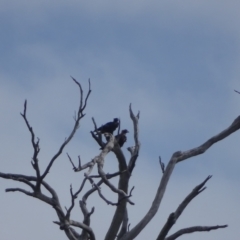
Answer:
[{"xmin": 1, "ymin": 1, "xmax": 240, "ymax": 239}]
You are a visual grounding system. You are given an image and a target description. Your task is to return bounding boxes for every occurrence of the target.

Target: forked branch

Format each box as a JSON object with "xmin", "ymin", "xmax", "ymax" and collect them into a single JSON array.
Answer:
[
  {"xmin": 105, "ymin": 105, "xmax": 140, "ymax": 240},
  {"xmin": 157, "ymin": 175, "xmax": 212, "ymax": 240},
  {"xmin": 120, "ymin": 115, "xmax": 240, "ymax": 240},
  {"xmin": 81, "ymin": 171, "xmax": 123, "ymax": 205},
  {"xmin": 20, "ymin": 100, "xmax": 41, "ymax": 188},
  {"xmin": 41, "ymin": 78, "xmax": 91, "ymax": 180},
  {"xmin": 0, "ymin": 79, "xmax": 93, "ymax": 240},
  {"xmin": 128, "ymin": 104, "xmax": 140, "ymax": 173},
  {"xmin": 68, "ymin": 154, "xmax": 97, "ymax": 173}
]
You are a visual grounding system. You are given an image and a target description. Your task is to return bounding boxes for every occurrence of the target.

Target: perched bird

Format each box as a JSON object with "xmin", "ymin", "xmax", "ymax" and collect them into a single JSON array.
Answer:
[
  {"xmin": 94, "ymin": 118, "xmax": 119, "ymax": 134},
  {"xmin": 99, "ymin": 129, "xmax": 129, "ymax": 150},
  {"xmin": 115, "ymin": 129, "xmax": 129, "ymax": 147}
]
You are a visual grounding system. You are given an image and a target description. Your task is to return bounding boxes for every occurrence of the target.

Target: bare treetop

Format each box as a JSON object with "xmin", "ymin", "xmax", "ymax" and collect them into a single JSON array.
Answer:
[{"xmin": 0, "ymin": 78, "xmax": 239, "ymax": 240}]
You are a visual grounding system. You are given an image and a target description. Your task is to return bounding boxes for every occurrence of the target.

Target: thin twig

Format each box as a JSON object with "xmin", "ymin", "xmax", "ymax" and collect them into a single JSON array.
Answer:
[
  {"xmin": 157, "ymin": 175, "xmax": 212, "ymax": 240},
  {"xmin": 20, "ymin": 100, "xmax": 41, "ymax": 189},
  {"xmin": 41, "ymin": 78, "xmax": 91, "ymax": 180},
  {"xmin": 67, "ymin": 153, "xmax": 85, "ymax": 172},
  {"xmin": 165, "ymin": 225, "xmax": 227, "ymax": 240},
  {"xmin": 128, "ymin": 104, "xmax": 140, "ymax": 173},
  {"xmin": 159, "ymin": 156, "xmax": 165, "ymax": 173}
]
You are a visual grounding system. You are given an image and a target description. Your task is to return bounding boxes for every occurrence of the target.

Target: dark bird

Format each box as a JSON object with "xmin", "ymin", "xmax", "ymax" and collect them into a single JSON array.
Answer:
[
  {"xmin": 115, "ymin": 129, "xmax": 129, "ymax": 147},
  {"xmin": 94, "ymin": 118, "xmax": 119, "ymax": 134},
  {"xmin": 99, "ymin": 129, "xmax": 129, "ymax": 150}
]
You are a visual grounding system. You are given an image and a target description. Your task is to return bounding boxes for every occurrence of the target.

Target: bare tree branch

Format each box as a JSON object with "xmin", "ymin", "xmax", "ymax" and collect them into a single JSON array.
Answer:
[
  {"xmin": 54, "ymin": 196, "xmax": 95, "ymax": 240},
  {"xmin": 68, "ymin": 153, "xmax": 82, "ymax": 171},
  {"xmin": 0, "ymin": 79, "xmax": 94, "ymax": 240},
  {"xmin": 91, "ymin": 117, "xmax": 104, "ymax": 147},
  {"xmin": 177, "ymin": 116, "xmax": 240, "ymax": 163},
  {"xmin": 53, "ymin": 220, "xmax": 94, "ymax": 240},
  {"xmin": 66, "ymin": 172, "xmax": 122, "ymax": 222},
  {"xmin": 92, "ymin": 117, "xmax": 98, "ymax": 131},
  {"xmin": 69, "ymin": 219, "xmax": 95, "ymax": 240},
  {"xmin": 80, "ymin": 133, "xmax": 115, "ymax": 177},
  {"xmin": 105, "ymin": 105, "xmax": 140, "ymax": 240},
  {"xmin": 53, "ymin": 222, "xmax": 81, "ymax": 240},
  {"xmin": 0, "ymin": 171, "xmax": 87, "ymax": 239},
  {"xmin": 97, "ymin": 161, "xmax": 134, "ymax": 205},
  {"xmin": 0, "ymin": 172, "xmax": 35, "ymax": 190},
  {"xmin": 119, "ymin": 151, "xmax": 180, "ymax": 240},
  {"xmin": 118, "ymin": 186, "xmax": 135, "ymax": 205},
  {"xmin": 80, "ymin": 200, "xmax": 95, "ymax": 240},
  {"xmin": 165, "ymin": 225, "xmax": 228, "ymax": 240},
  {"xmin": 0, "ymin": 172, "xmax": 54, "ymax": 204},
  {"xmin": 5, "ymin": 187, "xmax": 33, "ymax": 195},
  {"xmin": 128, "ymin": 104, "xmax": 140, "ymax": 173},
  {"xmin": 156, "ymin": 175, "xmax": 212, "ymax": 240},
  {"xmin": 95, "ymin": 183, "xmax": 120, "ymax": 206},
  {"xmin": 65, "ymin": 185, "xmax": 76, "ymax": 220},
  {"xmin": 117, "ymin": 118, "xmax": 121, "ymax": 135},
  {"xmin": 67, "ymin": 227, "xmax": 81, "ymax": 240},
  {"xmin": 82, "ymin": 172, "xmax": 123, "ymax": 205},
  {"xmin": 68, "ymin": 153, "xmax": 97, "ymax": 173},
  {"xmin": 117, "ymin": 208, "xmax": 129, "ymax": 239},
  {"xmin": 20, "ymin": 100, "xmax": 41, "ymax": 189},
  {"xmin": 71, "ymin": 77, "xmax": 91, "ymax": 115},
  {"xmin": 120, "ymin": 116, "xmax": 240, "ymax": 240},
  {"xmin": 41, "ymin": 78, "xmax": 91, "ymax": 180},
  {"xmin": 159, "ymin": 156, "xmax": 165, "ymax": 173},
  {"xmin": 2, "ymin": 80, "xmax": 239, "ymax": 240}
]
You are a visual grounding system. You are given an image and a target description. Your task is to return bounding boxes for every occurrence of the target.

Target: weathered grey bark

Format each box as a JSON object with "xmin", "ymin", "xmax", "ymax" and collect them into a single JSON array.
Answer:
[
  {"xmin": 119, "ymin": 116, "xmax": 240, "ymax": 240},
  {"xmin": 0, "ymin": 78, "xmax": 94, "ymax": 240},
  {"xmin": 165, "ymin": 225, "xmax": 228, "ymax": 240},
  {"xmin": 117, "ymin": 208, "xmax": 129, "ymax": 239},
  {"xmin": 1, "ymin": 79, "xmax": 239, "ymax": 240},
  {"xmin": 102, "ymin": 146, "xmax": 129, "ymax": 240},
  {"xmin": 156, "ymin": 175, "xmax": 212, "ymax": 240},
  {"xmin": 119, "ymin": 151, "xmax": 180, "ymax": 240},
  {"xmin": 0, "ymin": 172, "xmax": 94, "ymax": 240},
  {"xmin": 104, "ymin": 104, "xmax": 140, "ymax": 240}
]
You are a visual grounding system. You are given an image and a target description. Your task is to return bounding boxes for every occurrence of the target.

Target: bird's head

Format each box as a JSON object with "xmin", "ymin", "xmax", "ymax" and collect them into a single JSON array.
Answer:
[
  {"xmin": 113, "ymin": 118, "xmax": 119, "ymax": 122},
  {"xmin": 122, "ymin": 129, "xmax": 129, "ymax": 134}
]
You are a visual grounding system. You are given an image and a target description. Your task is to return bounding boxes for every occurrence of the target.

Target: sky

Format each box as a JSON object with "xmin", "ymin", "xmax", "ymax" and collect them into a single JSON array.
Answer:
[{"xmin": 0, "ymin": 0, "xmax": 240, "ymax": 239}]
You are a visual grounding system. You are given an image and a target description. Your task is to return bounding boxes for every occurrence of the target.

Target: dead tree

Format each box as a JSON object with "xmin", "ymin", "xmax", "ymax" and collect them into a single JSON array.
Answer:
[{"xmin": 1, "ymin": 78, "xmax": 240, "ymax": 240}]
